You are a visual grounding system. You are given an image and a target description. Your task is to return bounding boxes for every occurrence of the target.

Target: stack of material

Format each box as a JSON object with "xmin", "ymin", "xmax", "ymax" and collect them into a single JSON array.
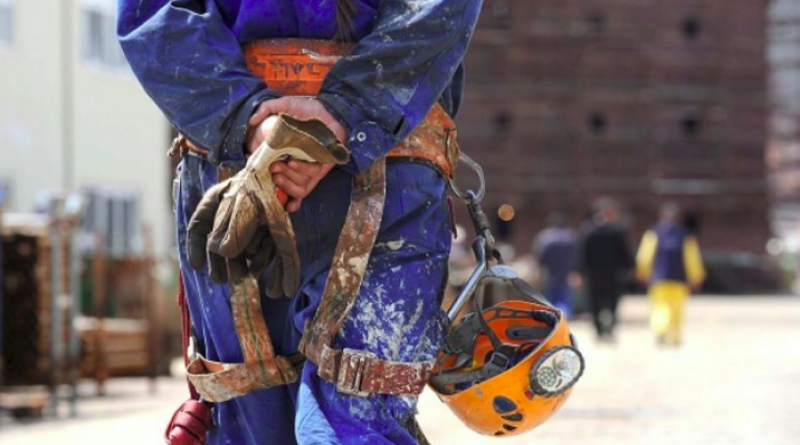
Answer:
[
  {"xmin": 76, "ymin": 317, "xmax": 151, "ymax": 378},
  {"xmin": 75, "ymin": 240, "xmax": 159, "ymax": 391},
  {"xmin": 0, "ymin": 215, "xmax": 54, "ymax": 386}
]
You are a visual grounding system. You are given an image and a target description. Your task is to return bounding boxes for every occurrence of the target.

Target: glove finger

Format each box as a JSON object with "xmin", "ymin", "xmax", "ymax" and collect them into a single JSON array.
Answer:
[
  {"xmin": 248, "ymin": 231, "xmax": 276, "ymax": 277},
  {"xmin": 217, "ymin": 192, "xmax": 263, "ymax": 259},
  {"xmin": 228, "ymin": 254, "xmax": 250, "ymax": 282},
  {"xmin": 207, "ymin": 250, "xmax": 229, "ymax": 284},
  {"xmin": 245, "ymin": 225, "xmax": 269, "ymax": 257},
  {"xmin": 264, "ymin": 257, "xmax": 285, "ymax": 299},
  {"xmin": 206, "ymin": 193, "xmax": 236, "ymax": 258},
  {"xmin": 187, "ymin": 181, "xmax": 230, "ymax": 271}
]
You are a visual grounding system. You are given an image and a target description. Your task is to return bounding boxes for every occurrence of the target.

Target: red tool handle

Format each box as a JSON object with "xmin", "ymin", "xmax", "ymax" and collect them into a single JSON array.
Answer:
[{"xmin": 276, "ymin": 188, "xmax": 289, "ymax": 207}]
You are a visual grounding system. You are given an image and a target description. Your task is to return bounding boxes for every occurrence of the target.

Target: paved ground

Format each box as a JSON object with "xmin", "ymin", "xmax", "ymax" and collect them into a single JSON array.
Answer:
[{"xmin": 1, "ymin": 296, "xmax": 799, "ymax": 445}]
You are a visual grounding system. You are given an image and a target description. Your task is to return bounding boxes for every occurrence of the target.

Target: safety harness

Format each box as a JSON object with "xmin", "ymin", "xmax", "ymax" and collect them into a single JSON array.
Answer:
[{"xmin": 177, "ymin": 39, "xmax": 459, "ymax": 403}]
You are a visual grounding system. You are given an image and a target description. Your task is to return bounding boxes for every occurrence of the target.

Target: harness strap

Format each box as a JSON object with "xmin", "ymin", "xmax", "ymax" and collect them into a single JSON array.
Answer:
[
  {"xmin": 177, "ymin": 274, "xmax": 201, "ymax": 401},
  {"xmin": 299, "ymin": 159, "xmax": 435, "ymax": 396},
  {"xmin": 186, "ymin": 274, "xmax": 299, "ymax": 403}
]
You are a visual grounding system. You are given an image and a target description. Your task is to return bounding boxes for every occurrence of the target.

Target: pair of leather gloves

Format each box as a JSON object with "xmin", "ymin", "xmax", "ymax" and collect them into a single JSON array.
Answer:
[{"xmin": 186, "ymin": 115, "xmax": 349, "ymax": 298}]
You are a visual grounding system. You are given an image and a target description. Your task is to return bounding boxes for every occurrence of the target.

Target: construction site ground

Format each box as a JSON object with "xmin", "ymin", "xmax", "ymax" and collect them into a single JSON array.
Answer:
[{"xmin": 1, "ymin": 296, "xmax": 798, "ymax": 445}]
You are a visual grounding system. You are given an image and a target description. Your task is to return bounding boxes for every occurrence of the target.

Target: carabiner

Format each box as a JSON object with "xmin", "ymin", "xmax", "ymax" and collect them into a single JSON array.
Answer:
[{"xmin": 448, "ymin": 152, "xmax": 486, "ymax": 204}]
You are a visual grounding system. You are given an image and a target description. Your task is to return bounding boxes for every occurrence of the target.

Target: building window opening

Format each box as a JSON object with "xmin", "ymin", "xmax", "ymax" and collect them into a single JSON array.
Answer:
[
  {"xmin": 681, "ymin": 115, "xmax": 702, "ymax": 137},
  {"xmin": 682, "ymin": 16, "xmax": 701, "ymax": 40},
  {"xmin": 0, "ymin": 0, "xmax": 14, "ymax": 45},
  {"xmin": 494, "ymin": 111, "xmax": 513, "ymax": 136},
  {"xmin": 82, "ymin": 0, "xmax": 129, "ymax": 70},
  {"xmin": 683, "ymin": 212, "xmax": 701, "ymax": 235},
  {"xmin": 489, "ymin": 0, "xmax": 511, "ymax": 30},
  {"xmin": 588, "ymin": 112, "xmax": 607, "ymax": 135},
  {"xmin": 588, "ymin": 13, "xmax": 606, "ymax": 36}
]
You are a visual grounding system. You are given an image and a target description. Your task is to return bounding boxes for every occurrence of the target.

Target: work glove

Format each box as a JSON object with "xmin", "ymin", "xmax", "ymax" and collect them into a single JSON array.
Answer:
[
  {"xmin": 186, "ymin": 175, "xmax": 280, "ymax": 284},
  {"xmin": 186, "ymin": 114, "xmax": 350, "ymax": 297}
]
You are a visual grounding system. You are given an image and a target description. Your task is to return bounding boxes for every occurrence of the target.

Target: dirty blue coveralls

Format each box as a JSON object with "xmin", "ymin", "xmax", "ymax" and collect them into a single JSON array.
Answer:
[{"xmin": 117, "ymin": 1, "xmax": 482, "ymax": 444}]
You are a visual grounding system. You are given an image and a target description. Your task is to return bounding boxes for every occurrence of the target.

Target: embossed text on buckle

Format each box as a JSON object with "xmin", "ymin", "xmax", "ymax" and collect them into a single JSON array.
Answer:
[{"xmin": 336, "ymin": 348, "xmax": 377, "ymax": 397}]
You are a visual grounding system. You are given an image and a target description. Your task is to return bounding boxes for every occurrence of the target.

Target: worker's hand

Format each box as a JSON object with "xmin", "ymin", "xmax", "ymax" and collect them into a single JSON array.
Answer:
[
  {"xmin": 247, "ymin": 97, "xmax": 348, "ymax": 154},
  {"xmin": 189, "ymin": 114, "xmax": 348, "ymax": 294},
  {"xmin": 246, "ymin": 97, "xmax": 346, "ymax": 212},
  {"xmin": 269, "ymin": 160, "xmax": 334, "ymax": 213}
]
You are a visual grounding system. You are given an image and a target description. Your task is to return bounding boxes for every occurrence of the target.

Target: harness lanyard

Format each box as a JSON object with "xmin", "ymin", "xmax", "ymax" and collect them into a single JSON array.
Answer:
[{"xmin": 445, "ymin": 153, "xmax": 555, "ymax": 321}]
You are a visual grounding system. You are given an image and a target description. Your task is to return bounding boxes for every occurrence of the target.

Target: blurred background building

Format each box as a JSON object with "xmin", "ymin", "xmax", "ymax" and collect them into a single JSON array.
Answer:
[
  {"xmin": 0, "ymin": 0, "xmax": 173, "ymax": 416},
  {"xmin": 457, "ymin": 0, "xmax": 772, "ymax": 255},
  {"xmin": 769, "ymin": 0, "xmax": 800, "ymax": 252},
  {"xmin": 0, "ymin": 0, "xmax": 172, "ymax": 260}
]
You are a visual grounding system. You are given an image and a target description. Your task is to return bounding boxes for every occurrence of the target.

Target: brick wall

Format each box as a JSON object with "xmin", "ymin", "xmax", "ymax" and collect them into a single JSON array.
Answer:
[{"xmin": 456, "ymin": 0, "xmax": 771, "ymax": 254}]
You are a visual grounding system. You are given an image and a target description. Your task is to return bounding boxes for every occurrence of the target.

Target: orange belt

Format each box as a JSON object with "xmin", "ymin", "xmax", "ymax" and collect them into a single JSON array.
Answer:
[
  {"xmin": 242, "ymin": 39, "xmax": 459, "ymax": 178},
  {"xmin": 171, "ymin": 39, "xmax": 459, "ymax": 179}
]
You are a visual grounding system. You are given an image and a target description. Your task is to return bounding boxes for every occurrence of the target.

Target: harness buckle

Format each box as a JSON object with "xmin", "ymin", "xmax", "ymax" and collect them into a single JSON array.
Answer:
[
  {"xmin": 483, "ymin": 351, "xmax": 511, "ymax": 379},
  {"xmin": 336, "ymin": 348, "xmax": 378, "ymax": 397}
]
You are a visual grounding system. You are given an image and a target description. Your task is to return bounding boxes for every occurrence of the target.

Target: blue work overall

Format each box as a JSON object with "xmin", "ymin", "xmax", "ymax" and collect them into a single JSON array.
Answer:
[{"xmin": 118, "ymin": 1, "xmax": 483, "ymax": 443}]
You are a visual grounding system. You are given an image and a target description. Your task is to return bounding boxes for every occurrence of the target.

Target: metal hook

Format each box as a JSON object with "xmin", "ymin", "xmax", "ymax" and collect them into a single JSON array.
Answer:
[{"xmin": 448, "ymin": 152, "xmax": 486, "ymax": 203}]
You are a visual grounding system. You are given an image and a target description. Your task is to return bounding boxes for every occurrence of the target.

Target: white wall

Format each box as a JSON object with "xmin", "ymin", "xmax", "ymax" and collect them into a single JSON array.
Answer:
[
  {"xmin": 0, "ymin": 0, "xmax": 65, "ymax": 210},
  {"xmin": 0, "ymin": 0, "xmax": 172, "ymax": 262}
]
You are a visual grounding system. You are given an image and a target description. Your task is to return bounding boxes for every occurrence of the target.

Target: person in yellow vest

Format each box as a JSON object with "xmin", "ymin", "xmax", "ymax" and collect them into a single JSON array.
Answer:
[{"xmin": 636, "ymin": 203, "xmax": 705, "ymax": 346}]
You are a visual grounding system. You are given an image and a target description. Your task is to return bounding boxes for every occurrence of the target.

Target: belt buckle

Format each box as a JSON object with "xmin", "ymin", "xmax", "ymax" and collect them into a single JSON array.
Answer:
[{"xmin": 336, "ymin": 348, "xmax": 377, "ymax": 397}]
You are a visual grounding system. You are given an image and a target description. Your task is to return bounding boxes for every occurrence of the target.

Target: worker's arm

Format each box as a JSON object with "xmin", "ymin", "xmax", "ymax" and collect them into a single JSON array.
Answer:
[
  {"xmin": 317, "ymin": 0, "xmax": 484, "ymax": 174},
  {"xmin": 117, "ymin": 0, "xmax": 281, "ymax": 167},
  {"xmin": 636, "ymin": 230, "xmax": 658, "ymax": 283},
  {"xmin": 683, "ymin": 236, "xmax": 706, "ymax": 290}
]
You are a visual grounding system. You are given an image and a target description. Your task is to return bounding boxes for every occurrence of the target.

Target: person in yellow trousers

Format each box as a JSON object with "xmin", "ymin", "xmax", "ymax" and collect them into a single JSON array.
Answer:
[{"xmin": 636, "ymin": 203, "xmax": 706, "ymax": 346}]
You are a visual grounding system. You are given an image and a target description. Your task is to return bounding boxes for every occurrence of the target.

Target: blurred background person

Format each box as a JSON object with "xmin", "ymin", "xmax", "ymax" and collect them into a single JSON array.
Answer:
[
  {"xmin": 579, "ymin": 198, "xmax": 634, "ymax": 343},
  {"xmin": 636, "ymin": 202, "xmax": 706, "ymax": 347},
  {"xmin": 534, "ymin": 213, "xmax": 577, "ymax": 318}
]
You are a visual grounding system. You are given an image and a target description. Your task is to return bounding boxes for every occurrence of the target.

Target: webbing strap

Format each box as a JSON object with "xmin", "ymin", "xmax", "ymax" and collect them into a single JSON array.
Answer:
[
  {"xmin": 298, "ymin": 159, "xmax": 437, "ymax": 396},
  {"xmin": 299, "ymin": 159, "xmax": 387, "ymax": 372},
  {"xmin": 186, "ymin": 274, "xmax": 299, "ymax": 403},
  {"xmin": 177, "ymin": 275, "xmax": 201, "ymax": 401}
]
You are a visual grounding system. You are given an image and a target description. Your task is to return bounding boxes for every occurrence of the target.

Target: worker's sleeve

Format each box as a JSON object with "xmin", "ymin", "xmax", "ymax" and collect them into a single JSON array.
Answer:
[
  {"xmin": 636, "ymin": 231, "xmax": 658, "ymax": 283},
  {"xmin": 683, "ymin": 236, "xmax": 706, "ymax": 288},
  {"xmin": 317, "ymin": 0, "xmax": 484, "ymax": 174},
  {"xmin": 117, "ymin": 0, "xmax": 280, "ymax": 167}
]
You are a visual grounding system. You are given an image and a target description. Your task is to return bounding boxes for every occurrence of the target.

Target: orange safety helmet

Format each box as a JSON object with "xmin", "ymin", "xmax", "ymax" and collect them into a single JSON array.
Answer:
[{"xmin": 430, "ymin": 265, "xmax": 584, "ymax": 437}]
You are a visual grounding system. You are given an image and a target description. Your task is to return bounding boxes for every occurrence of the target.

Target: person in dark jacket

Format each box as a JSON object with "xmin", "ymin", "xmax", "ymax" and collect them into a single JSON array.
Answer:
[{"xmin": 579, "ymin": 198, "xmax": 634, "ymax": 342}]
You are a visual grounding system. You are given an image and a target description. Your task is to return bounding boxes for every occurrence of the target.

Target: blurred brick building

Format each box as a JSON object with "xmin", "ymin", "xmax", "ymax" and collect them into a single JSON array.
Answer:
[
  {"xmin": 456, "ymin": 0, "xmax": 771, "ymax": 254},
  {"xmin": 768, "ymin": 0, "xmax": 800, "ymax": 247}
]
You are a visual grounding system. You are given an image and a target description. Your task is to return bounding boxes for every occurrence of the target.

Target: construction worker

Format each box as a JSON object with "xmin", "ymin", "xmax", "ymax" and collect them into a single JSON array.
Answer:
[
  {"xmin": 117, "ymin": 1, "xmax": 481, "ymax": 444},
  {"xmin": 636, "ymin": 203, "xmax": 706, "ymax": 346},
  {"xmin": 534, "ymin": 213, "xmax": 578, "ymax": 318},
  {"xmin": 578, "ymin": 198, "xmax": 634, "ymax": 343}
]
